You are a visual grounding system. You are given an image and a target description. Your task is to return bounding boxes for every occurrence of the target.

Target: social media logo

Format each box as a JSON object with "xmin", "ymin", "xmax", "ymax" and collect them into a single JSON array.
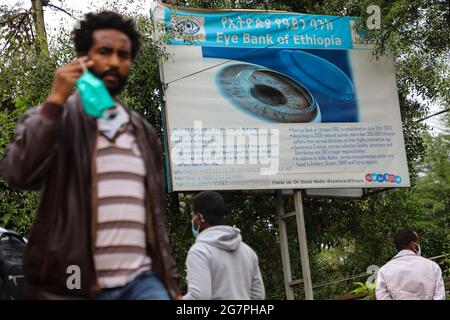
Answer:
[{"xmin": 365, "ymin": 173, "xmax": 402, "ymax": 184}]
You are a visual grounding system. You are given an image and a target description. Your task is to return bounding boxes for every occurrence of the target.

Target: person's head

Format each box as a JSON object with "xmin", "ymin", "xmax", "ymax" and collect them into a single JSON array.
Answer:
[
  {"xmin": 190, "ymin": 191, "xmax": 226, "ymax": 235},
  {"xmin": 393, "ymin": 228, "xmax": 420, "ymax": 254},
  {"xmin": 71, "ymin": 11, "xmax": 141, "ymax": 96}
]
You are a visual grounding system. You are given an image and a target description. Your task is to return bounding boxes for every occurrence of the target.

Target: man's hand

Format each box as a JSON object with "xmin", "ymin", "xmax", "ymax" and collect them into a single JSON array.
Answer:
[{"xmin": 46, "ymin": 57, "xmax": 94, "ymax": 105}]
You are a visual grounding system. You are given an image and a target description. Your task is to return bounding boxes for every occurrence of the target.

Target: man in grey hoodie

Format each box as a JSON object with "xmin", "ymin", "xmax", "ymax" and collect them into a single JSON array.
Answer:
[{"xmin": 183, "ymin": 191, "xmax": 265, "ymax": 300}]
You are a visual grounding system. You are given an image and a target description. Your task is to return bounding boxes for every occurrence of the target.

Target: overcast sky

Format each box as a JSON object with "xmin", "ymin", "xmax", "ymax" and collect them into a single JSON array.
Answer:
[
  {"xmin": 1, "ymin": 0, "xmax": 446, "ymax": 132},
  {"xmin": 2, "ymin": 0, "xmax": 152, "ymax": 36}
]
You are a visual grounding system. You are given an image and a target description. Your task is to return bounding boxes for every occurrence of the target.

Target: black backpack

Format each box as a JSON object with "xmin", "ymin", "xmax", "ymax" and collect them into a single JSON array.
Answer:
[{"xmin": 0, "ymin": 229, "xmax": 27, "ymax": 300}]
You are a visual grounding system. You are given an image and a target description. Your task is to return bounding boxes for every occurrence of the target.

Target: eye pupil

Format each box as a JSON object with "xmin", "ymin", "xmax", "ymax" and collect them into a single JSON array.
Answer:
[{"xmin": 251, "ymin": 84, "xmax": 287, "ymax": 106}]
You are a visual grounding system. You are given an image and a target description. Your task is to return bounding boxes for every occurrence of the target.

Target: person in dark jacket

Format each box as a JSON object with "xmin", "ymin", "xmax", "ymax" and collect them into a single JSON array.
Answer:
[{"xmin": 1, "ymin": 11, "xmax": 180, "ymax": 300}]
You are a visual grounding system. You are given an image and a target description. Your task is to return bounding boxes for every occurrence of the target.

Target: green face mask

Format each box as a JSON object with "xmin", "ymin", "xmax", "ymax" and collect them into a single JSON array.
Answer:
[{"xmin": 76, "ymin": 67, "xmax": 115, "ymax": 118}]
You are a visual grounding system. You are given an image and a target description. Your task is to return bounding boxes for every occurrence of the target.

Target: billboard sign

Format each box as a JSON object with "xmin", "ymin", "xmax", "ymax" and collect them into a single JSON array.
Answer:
[{"xmin": 152, "ymin": 3, "xmax": 410, "ymax": 191}]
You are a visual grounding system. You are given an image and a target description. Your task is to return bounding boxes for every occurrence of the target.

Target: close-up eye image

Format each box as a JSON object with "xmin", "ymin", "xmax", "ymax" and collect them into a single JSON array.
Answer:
[
  {"xmin": 203, "ymin": 46, "xmax": 359, "ymax": 123},
  {"xmin": 217, "ymin": 63, "xmax": 319, "ymax": 123}
]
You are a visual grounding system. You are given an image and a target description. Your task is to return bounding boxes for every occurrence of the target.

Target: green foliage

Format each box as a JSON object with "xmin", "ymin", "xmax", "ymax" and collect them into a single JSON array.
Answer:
[
  {"xmin": 0, "ymin": 5, "xmax": 35, "ymax": 58},
  {"xmin": 348, "ymin": 281, "xmax": 376, "ymax": 300},
  {"xmin": 223, "ymin": 193, "xmax": 285, "ymax": 299},
  {"xmin": 415, "ymin": 134, "xmax": 450, "ymax": 223},
  {"xmin": 0, "ymin": 188, "xmax": 37, "ymax": 236},
  {"xmin": 165, "ymin": 192, "xmax": 193, "ymax": 292},
  {"xmin": 412, "ymin": 117, "xmax": 450, "ymax": 273},
  {"xmin": 0, "ymin": 6, "xmax": 62, "ymax": 235}
]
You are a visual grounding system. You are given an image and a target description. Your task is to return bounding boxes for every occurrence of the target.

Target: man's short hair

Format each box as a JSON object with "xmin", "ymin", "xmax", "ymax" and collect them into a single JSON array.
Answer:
[
  {"xmin": 393, "ymin": 228, "xmax": 418, "ymax": 251},
  {"xmin": 71, "ymin": 11, "xmax": 141, "ymax": 59},
  {"xmin": 192, "ymin": 191, "xmax": 226, "ymax": 226}
]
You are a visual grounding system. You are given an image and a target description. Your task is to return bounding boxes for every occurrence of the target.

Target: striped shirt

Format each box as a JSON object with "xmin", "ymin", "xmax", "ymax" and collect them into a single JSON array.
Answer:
[{"xmin": 94, "ymin": 123, "xmax": 152, "ymax": 289}]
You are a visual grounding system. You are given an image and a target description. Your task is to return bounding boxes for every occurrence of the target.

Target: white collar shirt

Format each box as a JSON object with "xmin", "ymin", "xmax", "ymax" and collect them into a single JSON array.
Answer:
[{"xmin": 376, "ymin": 250, "xmax": 446, "ymax": 300}]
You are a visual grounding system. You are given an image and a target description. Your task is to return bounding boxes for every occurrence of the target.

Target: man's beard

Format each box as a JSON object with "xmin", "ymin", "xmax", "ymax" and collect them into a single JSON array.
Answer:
[{"xmin": 90, "ymin": 68, "xmax": 128, "ymax": 96}]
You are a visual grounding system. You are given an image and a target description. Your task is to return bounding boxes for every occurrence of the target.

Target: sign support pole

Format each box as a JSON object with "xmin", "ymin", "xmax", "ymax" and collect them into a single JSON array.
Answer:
[
  {"xmin": 276, "ymin": 191, "xmax": 295, "ymax": 300},
  {"xmin": 276, "ymin": 190, "xmax": 314, "ymax": 300},
  {"xmin": 294, "ymin": 190, "xmax": 314, "ymax": 300}
]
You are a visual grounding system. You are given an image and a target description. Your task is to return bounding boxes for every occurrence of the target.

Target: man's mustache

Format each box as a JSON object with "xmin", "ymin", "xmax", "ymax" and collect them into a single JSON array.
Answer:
[{"xmin": 98, "ymin": 69, "xmax": 124, "ymax": 81}]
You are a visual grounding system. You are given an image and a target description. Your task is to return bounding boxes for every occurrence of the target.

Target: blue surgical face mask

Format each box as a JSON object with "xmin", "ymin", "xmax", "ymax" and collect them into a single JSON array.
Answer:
[
  {"xmin": 76, "ymin": 61, "xmax": 115, "ymax": 118},
  {"xmin": 191, "ymin": 219, "xmax": 200, "ymax": 238}
]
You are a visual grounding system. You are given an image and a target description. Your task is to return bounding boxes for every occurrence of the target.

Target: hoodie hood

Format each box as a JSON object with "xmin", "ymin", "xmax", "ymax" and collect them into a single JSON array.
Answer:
[{"xmin": 196, "ymin": 225, "xmax": 242, "ymax": 251}]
